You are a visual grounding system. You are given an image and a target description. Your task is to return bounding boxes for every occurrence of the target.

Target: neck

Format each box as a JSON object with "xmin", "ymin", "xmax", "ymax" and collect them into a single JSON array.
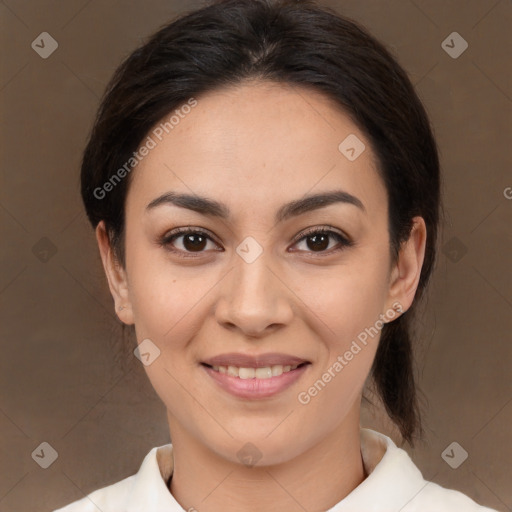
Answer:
[{"xmin": 167, "ymin": 406, "xmax": 365, "ymax": 512}]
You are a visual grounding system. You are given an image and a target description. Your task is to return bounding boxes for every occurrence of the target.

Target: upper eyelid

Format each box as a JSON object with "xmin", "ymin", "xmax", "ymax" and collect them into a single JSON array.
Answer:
[
  {"xmin": 164, "ymin": 226, "xmax": 220, "ymax": 244},
  {"xmin": 291, "ymin": 225, "xmax": 350, "ymax": 243}
]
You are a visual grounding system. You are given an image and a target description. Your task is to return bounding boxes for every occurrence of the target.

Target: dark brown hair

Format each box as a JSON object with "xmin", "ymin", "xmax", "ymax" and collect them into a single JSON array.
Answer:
[{"xmin": 81, "ymin": 0, "xmax": 442, "ymax": 444}]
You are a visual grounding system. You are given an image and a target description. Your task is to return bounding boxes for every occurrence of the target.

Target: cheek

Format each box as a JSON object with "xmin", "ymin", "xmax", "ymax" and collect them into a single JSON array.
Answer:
[
  {"xmin": 296, "ymin": 253, "xmax": 390, "ymax": 393},
  {"xmin": 126, "ymin": 242, "xmax": 212, "ymax": 342},
  {"xmin": 304, "ymin": 256, "xmax": 390, "ymax": 346},
  {"xmin": 293, "ymin": 291, "xmax": 387, "ymax": 430}
]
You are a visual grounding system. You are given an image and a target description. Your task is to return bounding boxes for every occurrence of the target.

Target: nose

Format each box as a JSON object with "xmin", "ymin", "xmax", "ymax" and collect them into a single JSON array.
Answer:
[{"xmin": 215, "ymin": 249, "xmax": 294, "ymax": 338}]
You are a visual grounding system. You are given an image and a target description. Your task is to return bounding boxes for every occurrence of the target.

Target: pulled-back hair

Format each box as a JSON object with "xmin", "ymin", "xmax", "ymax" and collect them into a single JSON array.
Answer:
[{"xmin": 81, "ymin": 0, "xmax": 441, "ymax": 444}]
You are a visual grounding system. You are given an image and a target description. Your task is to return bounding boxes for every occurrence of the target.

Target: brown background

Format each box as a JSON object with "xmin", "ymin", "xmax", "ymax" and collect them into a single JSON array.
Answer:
[{"xmin": 1, "ymin": 1, "xmax": 511, "ymax": 511}]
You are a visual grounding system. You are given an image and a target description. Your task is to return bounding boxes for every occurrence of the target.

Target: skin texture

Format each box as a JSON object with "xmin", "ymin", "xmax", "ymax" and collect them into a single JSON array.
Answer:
[{"xmin": 96, "ymin": 81, "xmax": 426, "ymax": 512}]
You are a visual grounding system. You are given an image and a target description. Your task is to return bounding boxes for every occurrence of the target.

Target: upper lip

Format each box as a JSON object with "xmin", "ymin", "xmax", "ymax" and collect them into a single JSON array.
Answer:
[{"xmin": 202, "ymin": 352, "xmax": 309, "ymax": 368}]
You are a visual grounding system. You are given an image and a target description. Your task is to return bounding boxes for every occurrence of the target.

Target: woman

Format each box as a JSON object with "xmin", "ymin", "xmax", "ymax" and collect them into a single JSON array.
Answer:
[{"xmin": 54, "ymin": 0, "xmax": 499, "ymax": 510}]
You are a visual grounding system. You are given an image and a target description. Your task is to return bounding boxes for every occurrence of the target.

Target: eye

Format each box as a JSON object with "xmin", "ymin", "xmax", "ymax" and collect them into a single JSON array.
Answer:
[
  {"xmin": 158, "ymin": 225, "xmax": 353, "ymax": 259},
  {"xmin": 159, "ymin": 227, "xmax": 221, "ymax": 258},
  {"xmin": 290, "ymin": 226, "xmax": 353, "ymax": 255}
]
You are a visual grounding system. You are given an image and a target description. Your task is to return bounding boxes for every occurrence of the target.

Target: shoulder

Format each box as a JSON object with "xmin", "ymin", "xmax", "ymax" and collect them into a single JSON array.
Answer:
[
  {"xmin": 352, "ymin": 429, "xmax": 498, "ymax": 512},
  {"xmin": 53, "ymin": 474, "xmax": 136, "ymax": 512},
  {"xmin": 407, "ymin": 479, "xmax": 498, "ymax": 511},
  {"xmin": 52, "ymin": 445, "xmax": 171, "ymax": 512}
]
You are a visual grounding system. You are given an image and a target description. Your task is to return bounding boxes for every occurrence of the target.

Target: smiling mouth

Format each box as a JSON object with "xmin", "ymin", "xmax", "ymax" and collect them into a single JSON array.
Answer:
[{"xmin": 201, "ymin": 362, "xmax": 310, "ymax": 379}]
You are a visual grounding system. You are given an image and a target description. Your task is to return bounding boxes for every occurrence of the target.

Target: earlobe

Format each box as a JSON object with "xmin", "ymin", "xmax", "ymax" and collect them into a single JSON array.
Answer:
[
  {"xmin": 385, "ymin": 217, "xmax": 427, "ymax": 317},
  {"xmin": 95, "ymin": 221, "xmax": 134, "ymax": 325}
]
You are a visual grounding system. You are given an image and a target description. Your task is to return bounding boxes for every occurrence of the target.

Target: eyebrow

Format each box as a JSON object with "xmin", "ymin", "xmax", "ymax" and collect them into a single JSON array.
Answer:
[{"xmin": 146, "ymin": 189, "xmax": 366, "ymax": 222}]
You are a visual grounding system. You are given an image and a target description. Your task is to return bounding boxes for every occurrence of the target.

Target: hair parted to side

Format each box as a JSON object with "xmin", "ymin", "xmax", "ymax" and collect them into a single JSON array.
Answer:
[{"xmin": 80, "ymin": 0, "xmax": 442, "ymax": 445}]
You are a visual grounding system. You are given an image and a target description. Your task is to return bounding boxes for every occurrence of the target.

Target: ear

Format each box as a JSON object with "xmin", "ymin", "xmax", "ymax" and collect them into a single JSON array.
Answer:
[
  {"xmin": 95, "ymin": 220, "xmax": 134, "ymax": 325},
  {"xmin": 384, "ymin": 216, "xmax": 427, "ymax": 317}
]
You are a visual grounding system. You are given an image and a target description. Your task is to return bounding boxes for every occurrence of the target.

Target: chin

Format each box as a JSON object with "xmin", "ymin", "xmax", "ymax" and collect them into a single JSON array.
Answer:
[{"xmin": 206, "ymin": 425, "xmax": 310, "ymax": 468}]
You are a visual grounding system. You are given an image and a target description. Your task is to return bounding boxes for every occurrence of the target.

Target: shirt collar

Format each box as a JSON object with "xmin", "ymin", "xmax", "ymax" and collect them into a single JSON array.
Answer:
[
  {"xmin": 327, "ymin": 429, "xmax": 428, "ymax": 511},
  {"xmin": 125, "ymin": 443, "xmax": 180, "ymax": 511},
  {"xmin": 124, "ymin": 428, "xmax": 427, "ymax": 511}
]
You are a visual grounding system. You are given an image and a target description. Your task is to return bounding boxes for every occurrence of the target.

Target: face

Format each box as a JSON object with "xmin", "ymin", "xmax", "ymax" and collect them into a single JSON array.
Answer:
[{"xmin": 98, "ymin": 81, "xmax": 425, "ymax": 466}]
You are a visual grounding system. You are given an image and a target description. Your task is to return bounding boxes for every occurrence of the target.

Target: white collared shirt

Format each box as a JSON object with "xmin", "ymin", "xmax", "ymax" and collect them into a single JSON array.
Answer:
[{"xmin": 54, "ymin": 429, "xmax": 498, "ymax": 512}]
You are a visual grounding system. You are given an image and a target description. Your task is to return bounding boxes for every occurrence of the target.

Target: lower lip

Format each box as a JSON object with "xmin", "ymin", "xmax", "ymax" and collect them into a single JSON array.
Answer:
[{"xmin": 202, "ymin": 364, "xmax": 310, "ymax": 399}]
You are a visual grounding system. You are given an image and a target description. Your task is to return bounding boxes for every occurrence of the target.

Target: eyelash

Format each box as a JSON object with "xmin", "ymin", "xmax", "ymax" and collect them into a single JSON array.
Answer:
[{"xmin": 158, "ymin": 225, "xmax": 353, "ymax": 259}]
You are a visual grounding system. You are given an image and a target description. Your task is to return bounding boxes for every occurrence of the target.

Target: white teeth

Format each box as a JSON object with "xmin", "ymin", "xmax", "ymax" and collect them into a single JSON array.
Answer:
[
  {"xmin": 271, "ymin": 365, "xmax": 283, "ymax": 377},
  {"xmin": 239, "ymin": 367, "xmax": 255, "ymax": 379},
  {"xmin": 212, "ymin": 363, "xmax": 301, "ymax": 379},
  {"xmin": 227, "ymin": 365, "xmax": 238, "ymax": 377},
  {"xmin": 255, "ymin": 367, "xmax": 272, "ymax": 379}
]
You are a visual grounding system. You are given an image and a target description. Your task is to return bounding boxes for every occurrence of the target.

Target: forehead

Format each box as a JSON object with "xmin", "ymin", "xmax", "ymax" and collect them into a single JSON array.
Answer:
[{"xmin": 126, "ymin": 81, "xmax": 387, "ymax": 223}]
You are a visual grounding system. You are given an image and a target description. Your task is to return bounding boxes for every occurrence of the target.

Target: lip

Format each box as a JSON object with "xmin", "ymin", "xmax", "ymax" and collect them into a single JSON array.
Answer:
[
  {"xmin": 201, "ymin": 361, "xmax": 311, "ymax": 399},
  {"xmin": 202, "ymin": 352, "xmax": 309, "ymax": 368}
]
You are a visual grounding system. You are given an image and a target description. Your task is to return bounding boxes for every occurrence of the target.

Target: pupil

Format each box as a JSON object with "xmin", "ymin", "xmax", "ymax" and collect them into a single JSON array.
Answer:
[
  {"xmin": 308, "ymin": 234, "xmax": 328, "ymax": 251},
  {"xmin": 184, "ymin": 234, "xmax": 206, "ymax": 251}
]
